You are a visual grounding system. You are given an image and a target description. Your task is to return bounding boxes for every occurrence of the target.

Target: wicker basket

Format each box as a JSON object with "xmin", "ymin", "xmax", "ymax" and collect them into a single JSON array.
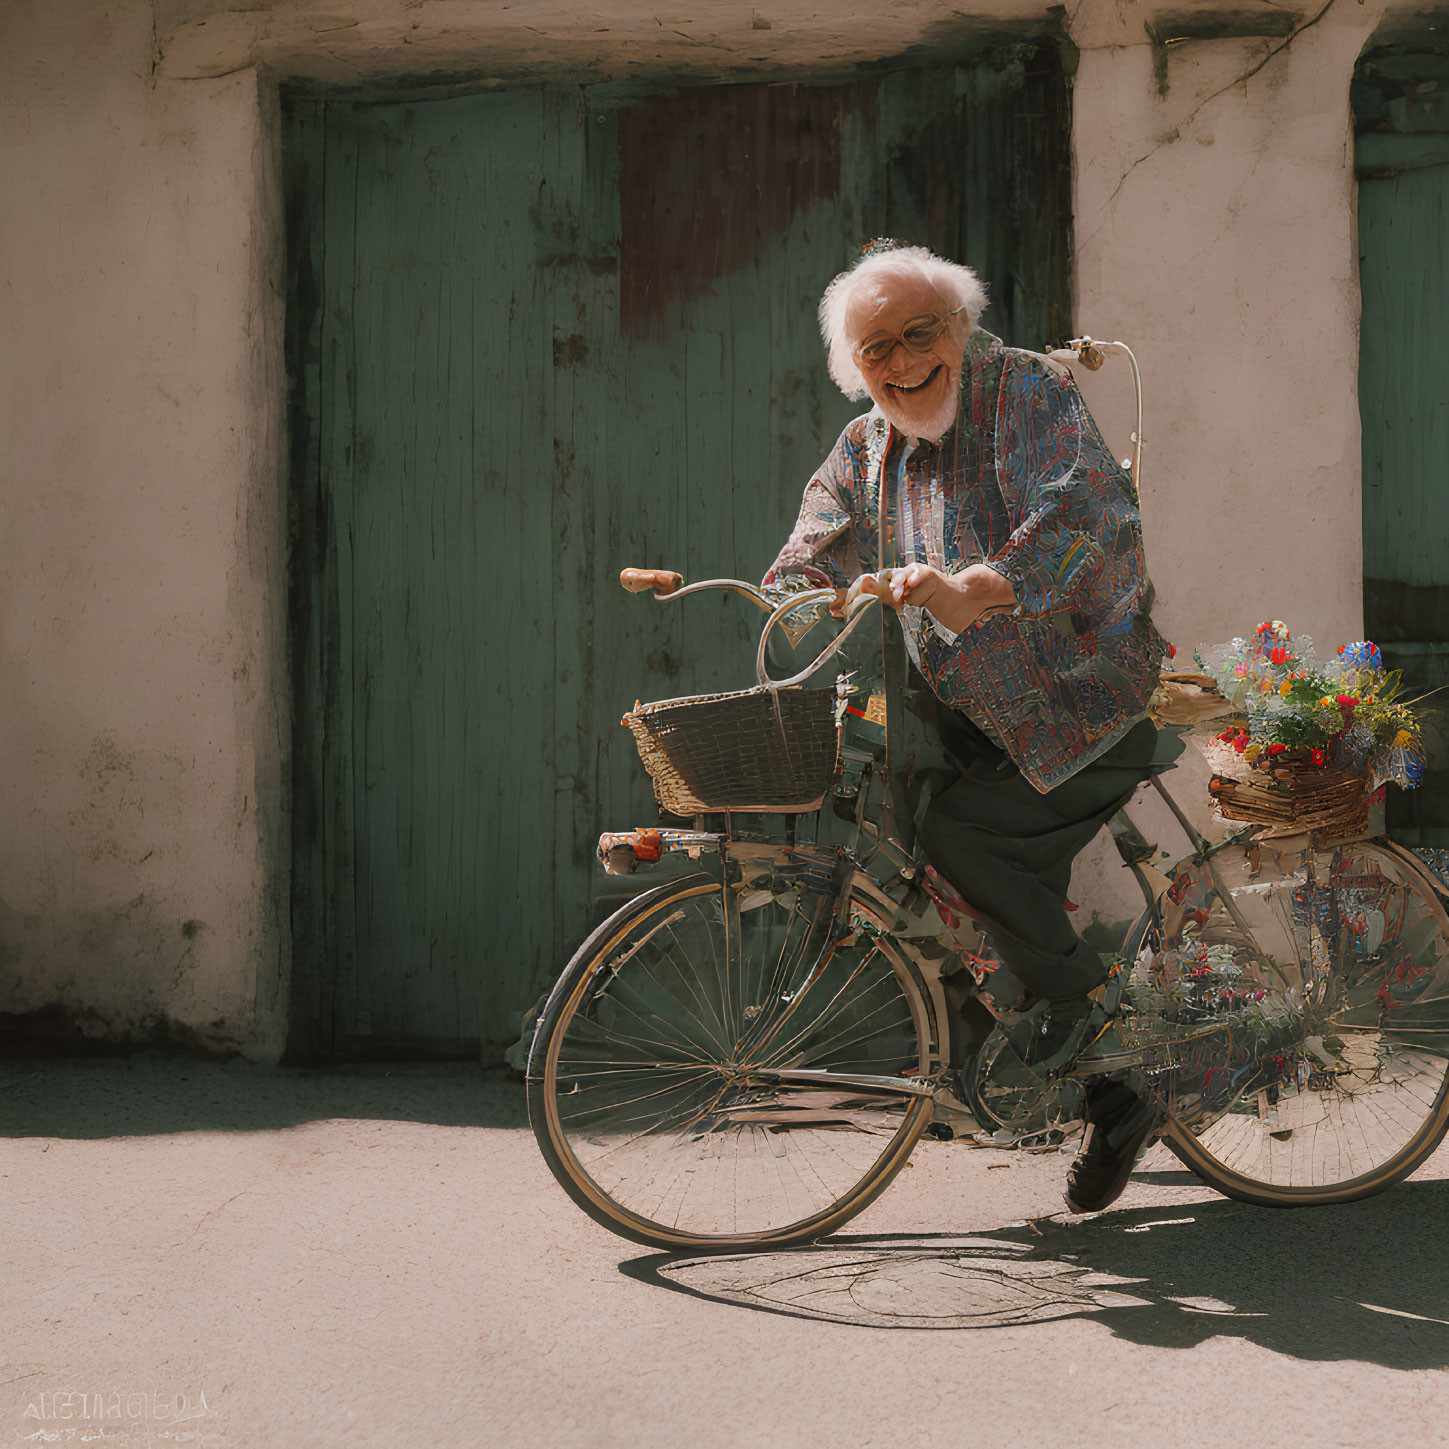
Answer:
[
  {"xmin": 622, "ymin": 686, "xmax": 839, "ymax": 815},
  {"xmin": 1208, "ymin": 749, "xmax": 1371, "ymax": 844}
]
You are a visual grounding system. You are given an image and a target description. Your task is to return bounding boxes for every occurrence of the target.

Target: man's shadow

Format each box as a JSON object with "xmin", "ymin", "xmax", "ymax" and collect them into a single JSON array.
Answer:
[{"xmin": 621, "ymin": 1176, "xmax": 1449, "ymax": 1368}]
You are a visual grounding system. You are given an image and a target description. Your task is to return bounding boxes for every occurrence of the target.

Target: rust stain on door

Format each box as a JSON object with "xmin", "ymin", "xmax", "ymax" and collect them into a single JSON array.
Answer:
[{"xmin": 617, "ymin": 82, "xmax": 873, "ymax": 337}]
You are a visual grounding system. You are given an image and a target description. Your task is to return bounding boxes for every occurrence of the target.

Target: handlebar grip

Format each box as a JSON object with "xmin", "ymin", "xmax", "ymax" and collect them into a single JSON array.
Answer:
[{"xmin": 620, "ymin": 568, "xmax": 683, "ymax": 596}]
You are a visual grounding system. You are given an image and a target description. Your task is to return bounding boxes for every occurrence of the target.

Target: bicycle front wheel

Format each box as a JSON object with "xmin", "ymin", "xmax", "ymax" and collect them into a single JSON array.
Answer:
[
  {"xmin": 527, "ymin": 866, "xmax": 934, "ymax": 1250},
  {"xmin": 1148, "ymin": 837, "xmax": 1449, "ymax": 1205}
]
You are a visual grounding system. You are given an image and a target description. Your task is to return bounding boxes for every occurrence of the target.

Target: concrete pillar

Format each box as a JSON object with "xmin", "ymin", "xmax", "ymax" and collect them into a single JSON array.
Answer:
[
  {"xmin": 0, "ymin": 2, "xmax": 289, "ymax": 1058},
  {"xmin": 1065, "ymin": 0, "xmax": 1387, "ymax": 654}
]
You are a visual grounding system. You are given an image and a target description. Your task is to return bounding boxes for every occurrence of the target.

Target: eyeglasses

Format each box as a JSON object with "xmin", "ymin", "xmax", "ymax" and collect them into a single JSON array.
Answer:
[{"xmin": 853, "ymin": 306, "xmax": 965, "ymax": 366}]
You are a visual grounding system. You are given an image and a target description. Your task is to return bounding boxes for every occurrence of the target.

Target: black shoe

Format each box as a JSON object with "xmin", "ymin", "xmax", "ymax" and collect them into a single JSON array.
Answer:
[{"xmin": 1064, "ymin": 1079, "xmax": 1159, "ymax": 1214}]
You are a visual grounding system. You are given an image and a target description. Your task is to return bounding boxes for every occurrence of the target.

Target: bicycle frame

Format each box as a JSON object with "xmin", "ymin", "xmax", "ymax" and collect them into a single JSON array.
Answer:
[{"xmin": 594, "ymin": 571, "xmax": 1248, "ymax": 1136}]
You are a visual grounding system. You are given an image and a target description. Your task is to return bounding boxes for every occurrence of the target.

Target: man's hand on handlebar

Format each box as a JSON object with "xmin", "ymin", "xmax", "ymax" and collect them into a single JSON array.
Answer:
[
  {"xmin": 838, "ymin": 563, "xmax": 1017, "ymax": 633},
  {"xmin": 834, "ymin": 574, "xmax": 891, "ymax": 618}
]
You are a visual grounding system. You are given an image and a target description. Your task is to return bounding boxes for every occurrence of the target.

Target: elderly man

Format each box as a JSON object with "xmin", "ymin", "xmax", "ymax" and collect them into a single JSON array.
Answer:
[{"xmin": 763, "ymin": 242, "xmax": 1174, "ymax": 1213}]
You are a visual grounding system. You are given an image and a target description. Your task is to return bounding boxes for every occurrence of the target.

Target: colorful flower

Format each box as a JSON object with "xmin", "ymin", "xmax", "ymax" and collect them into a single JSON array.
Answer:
[
  {"xmin": 1341, "ymin": 641, "xmax": 1384, "ymax": 671},
  {"xmin": 1200, "ymin": 624, "xmax": 1423, "ymax": 796}
]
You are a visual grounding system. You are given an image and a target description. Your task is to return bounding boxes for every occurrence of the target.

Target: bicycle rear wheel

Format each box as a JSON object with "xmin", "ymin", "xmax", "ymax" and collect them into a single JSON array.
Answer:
[
  {"xmin": 1142, "ymin": 837, "xmax": 1449, "ymax": 1205},
  {"xmin": 527, "ymin": 866, "xmax": 934, "ymax": 1250}
]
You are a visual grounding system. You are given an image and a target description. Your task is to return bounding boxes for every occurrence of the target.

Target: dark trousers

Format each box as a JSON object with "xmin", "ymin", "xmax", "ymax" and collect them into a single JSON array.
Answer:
[{"xmin": 917, "ymin": 713, "xmax": 1164, "ymax": 1000}]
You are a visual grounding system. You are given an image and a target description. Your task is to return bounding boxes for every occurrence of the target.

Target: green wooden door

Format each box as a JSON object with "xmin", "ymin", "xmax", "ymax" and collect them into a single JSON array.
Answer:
[
  {"xmin": 1356, "ymin": 49, "xmax": 1449, "ymax": 846},
  {"xmin": 284, "ymin": 46, "xmax": 1072, "ymax": 1060}
]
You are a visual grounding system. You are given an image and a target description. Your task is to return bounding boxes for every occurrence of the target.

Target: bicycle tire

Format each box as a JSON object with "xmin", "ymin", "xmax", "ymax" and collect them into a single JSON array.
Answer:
[
  {"xmin": 526, "ymin": 868, "xmax": 934, "ymax": 1250},
  {"xmin": 1141, "ymin": 837, "xmax": 1449, "ymax": 1206}
]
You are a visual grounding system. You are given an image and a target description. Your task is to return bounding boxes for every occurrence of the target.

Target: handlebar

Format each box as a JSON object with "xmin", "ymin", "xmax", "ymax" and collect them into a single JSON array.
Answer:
[
  {"xmin": 753, "ymin": 588, "xmax": 881, "ymax": 690},
  {"xmin": 620, "ymin": 568, "xmax": 683, "ymax": 596},
  {"xmin": 619, "ymin": 568, "xmax": 776, "ymax": 611},
  {"xmin": 620, "ymin": 567, "xmax": 885, "ymax": 693}
]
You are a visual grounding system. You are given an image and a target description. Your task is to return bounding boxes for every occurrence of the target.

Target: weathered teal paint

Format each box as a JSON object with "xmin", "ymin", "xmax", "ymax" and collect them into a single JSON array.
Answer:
[
  {"xmin": 283, "ymin": 46, "xmax": 1072, "ymax": 1059},
  {"xmin": 1356, "ymin": 47, "xmax": 1449, "ymax": 845}
]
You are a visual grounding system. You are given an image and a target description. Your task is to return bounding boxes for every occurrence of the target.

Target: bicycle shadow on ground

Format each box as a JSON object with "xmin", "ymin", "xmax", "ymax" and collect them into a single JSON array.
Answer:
[{"xmin": 620, "ymin": 1177, "xmax": 1449, "ymax": 1369}]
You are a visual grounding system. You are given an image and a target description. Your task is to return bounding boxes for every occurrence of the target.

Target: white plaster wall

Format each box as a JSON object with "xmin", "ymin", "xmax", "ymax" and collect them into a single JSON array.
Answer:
[
  {"xmin": 1067, "ymin": 0, "xmax": 1394, "ymax": 653},
  {"xmin": 1063, "ymin": 0, "xmax": 1401, "ymax": 930},
  {"xmin": 0, "ymin": 1, "xmax": 288, "ymax": 1057}
]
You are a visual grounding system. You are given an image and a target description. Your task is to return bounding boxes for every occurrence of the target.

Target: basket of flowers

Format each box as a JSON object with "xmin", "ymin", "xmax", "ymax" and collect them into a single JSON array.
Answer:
[{"xmin": 1191, "ymin": 622, "xmax": 1427, "ymax": 844}]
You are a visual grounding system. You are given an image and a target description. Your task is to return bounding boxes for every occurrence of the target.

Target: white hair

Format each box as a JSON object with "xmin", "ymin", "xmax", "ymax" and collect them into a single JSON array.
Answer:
[{"xmin": 818, "ymin": 244, "xmax": 989, "ymax": 401}]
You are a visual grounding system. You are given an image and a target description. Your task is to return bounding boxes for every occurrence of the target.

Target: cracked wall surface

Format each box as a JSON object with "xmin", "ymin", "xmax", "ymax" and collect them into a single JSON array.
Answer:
[
  {"xmin": 1, "ymin": 0, "xmax": 1436, "ymax": 1054},
  {"xmin": 1067, "ymin": 0, "xmax": 1404, "ymax": 657}
]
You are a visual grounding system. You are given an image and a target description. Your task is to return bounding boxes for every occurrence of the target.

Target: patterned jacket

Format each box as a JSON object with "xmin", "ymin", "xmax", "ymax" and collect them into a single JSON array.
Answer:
[{"xmin": 763, "ymin": 328, "xmax": 1169, "ymax": 793}]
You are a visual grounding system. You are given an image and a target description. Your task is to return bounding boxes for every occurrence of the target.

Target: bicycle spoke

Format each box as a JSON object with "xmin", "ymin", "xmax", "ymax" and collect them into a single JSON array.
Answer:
[
  {"xmin": 745, "ymin": 935, "xmax": 864, "ymax": 1061},
  {"xmin": 731, "ymin": 891, "xmax": 832, "ymax": 1063},
  {"xmin": 780, "ymin": 991, "xmax": 917, "ymax": 1069},
  {"xmin": 560, "ymin": 1006, "xmax": 717, "ymax": 1068},
  {"xmin": 660, "ymin": 911, "xmax": 735, "ymax": 1051},
  {"xmin": 556, "ymin": 1066, "xmax": 719, "ymax": 1127},
  {"xmin": 1159, "ymin": 839, "xmax": 1449, "ymax": 1195},
  {"xmin": 543, "ymin": 878, "xmax": 929, "ymax": 1241},
  {"xmin": 617, "ymin": 942, "xmax": 733, "ymax": 1059},
  {"xmin": 751, "ymin": 947, "xmax": 892, "ymax": 1067}
]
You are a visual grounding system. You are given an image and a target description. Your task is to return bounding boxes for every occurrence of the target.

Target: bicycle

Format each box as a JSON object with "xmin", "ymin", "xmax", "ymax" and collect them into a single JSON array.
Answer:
[{"xmin": 525, "ymin": 349, "xmax": 1449, "ymax": 1252}]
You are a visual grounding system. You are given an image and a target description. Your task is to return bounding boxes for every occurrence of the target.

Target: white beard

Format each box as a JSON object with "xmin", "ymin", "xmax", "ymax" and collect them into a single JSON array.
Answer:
[{"xmin": 875, "ymin": 373, "xmax": 961, "ymax": 443}]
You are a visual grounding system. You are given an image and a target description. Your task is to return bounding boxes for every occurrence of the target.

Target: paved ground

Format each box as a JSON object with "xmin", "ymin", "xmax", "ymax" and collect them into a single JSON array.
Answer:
[{"xmin": 4, "ymin": 1058, "xmax": 1448, "ymax": 1449}]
